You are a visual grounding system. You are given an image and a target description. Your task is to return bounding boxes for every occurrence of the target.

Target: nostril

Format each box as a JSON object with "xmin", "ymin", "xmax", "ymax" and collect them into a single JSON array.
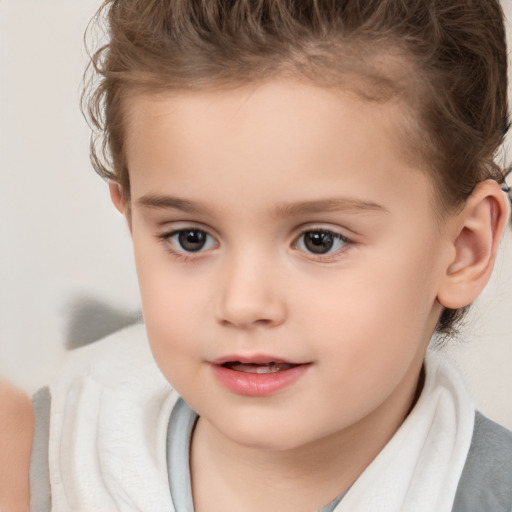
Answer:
[
  {"xmin": 218, "ymin": 309, "xmax": 284, "ymax": 329},
  {"xmin": 254, "ymin": 318, "xmax": 273, "ymax": 326},
  {"xmin": 215, "ymin": 271, "xmax": 287, "ymax": 328},
  {"xmin": 219, "ymin": 317, "xmax": 273, "ymax": 328}
]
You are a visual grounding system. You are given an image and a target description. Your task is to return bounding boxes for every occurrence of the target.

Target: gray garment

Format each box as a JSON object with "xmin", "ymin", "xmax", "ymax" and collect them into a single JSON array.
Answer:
[
  {"xmin": 166, "ymin": 398, "xmax": 345, "ymax": 512},
  {"xmin": 30, "ymin": 389, "xmax": 512, "ymax": 511},
  {"xmin": 29, "ymin": 387, "xmax": 51, "ymax": 512},
  {"xmin": 452, "ymin": 412, "xmax": 512, "ymax": 512},
  {"xmin": 167, "ymin": 398, "xmax": 197, "ymax": 512}
]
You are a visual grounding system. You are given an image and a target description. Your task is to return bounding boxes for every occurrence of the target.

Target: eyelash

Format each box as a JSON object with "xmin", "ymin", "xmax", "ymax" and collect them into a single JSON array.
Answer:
[
  {"xmin": 158, "ymin": 227, "xmax": 353, "ymax": 261},
  {"xmin": 158, "ymin": 228, "xmax": 217, "ymax": 260},
  {"xmin": 293, "ymin": 228, "xmax": 352, "ymax": 260}
]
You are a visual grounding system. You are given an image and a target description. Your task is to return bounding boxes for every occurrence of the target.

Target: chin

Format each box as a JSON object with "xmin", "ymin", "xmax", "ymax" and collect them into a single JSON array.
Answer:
[{"xmin": 214, "ymin": 414, "xmax": 323, "ymax": 452}]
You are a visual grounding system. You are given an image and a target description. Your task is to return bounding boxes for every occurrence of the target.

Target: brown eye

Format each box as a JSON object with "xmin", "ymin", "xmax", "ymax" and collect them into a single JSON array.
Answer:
[
  {"xmin": 296, "ymin": 230, "xmax": 349, "ymax": 256},
  {"xmin": 162, "ymin": 228, "xmax": 217, "ymax": 254},
  {"xmin": 303, "ymin": 231, "xmax": 335, "ymax": 254},
  {"xmin": 177, "ymin": 229, "xmax": 208, "ymax": 252}
]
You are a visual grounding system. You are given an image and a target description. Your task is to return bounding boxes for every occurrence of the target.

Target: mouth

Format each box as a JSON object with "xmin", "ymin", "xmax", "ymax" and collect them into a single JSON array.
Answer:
[
  {"xmin": 221, "ymin": 361, "xmax": 299, "ymax": 374},
  {"xmin": 211, "ymin": 356, "xmax": 310, "ymax": 396}
]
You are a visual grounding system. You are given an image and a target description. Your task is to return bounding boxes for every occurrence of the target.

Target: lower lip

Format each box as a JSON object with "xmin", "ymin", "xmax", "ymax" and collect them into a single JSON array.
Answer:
[{"xmin": 211, "ymin": 364, "xmax": 310, "ymax": 397}]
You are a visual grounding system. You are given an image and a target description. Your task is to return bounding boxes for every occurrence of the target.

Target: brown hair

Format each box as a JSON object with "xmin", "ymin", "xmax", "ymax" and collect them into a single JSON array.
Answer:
[{"xmin": 83, "ymin": 0, "xmax": 510, "ymax": 336}]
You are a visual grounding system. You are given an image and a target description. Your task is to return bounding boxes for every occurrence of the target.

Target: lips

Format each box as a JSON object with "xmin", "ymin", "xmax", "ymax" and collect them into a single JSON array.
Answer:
[
  {"xmin": 222, "ymin": 361, "xmax": 298, "ymax": 374},
  {"xmin": 211, "ymin": 356, "xmax": 310, "ymax": 396}
]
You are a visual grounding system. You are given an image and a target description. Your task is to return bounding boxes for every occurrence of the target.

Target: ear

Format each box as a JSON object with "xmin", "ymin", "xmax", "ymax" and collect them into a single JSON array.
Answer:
[
  {"xmin": 437, "ymin": 180, "xmax": 511, "ymax": 309},
  {"xmin": 109, "ymin": 181, "xmax": 133, "ymax": 230},
  {"xmin": 109, "ymin": 181, "xmax": 126, "ymax": 214}
]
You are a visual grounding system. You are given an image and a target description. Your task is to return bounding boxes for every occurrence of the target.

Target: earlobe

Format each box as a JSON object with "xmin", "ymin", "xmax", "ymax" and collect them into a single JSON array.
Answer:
[
  {"xmin": 437, "ymin": 180, "xmax": 511, "ymax": 309},
  {"xmin": 109, "ymin": 181, "xmax": 125, "ymax": 214}
]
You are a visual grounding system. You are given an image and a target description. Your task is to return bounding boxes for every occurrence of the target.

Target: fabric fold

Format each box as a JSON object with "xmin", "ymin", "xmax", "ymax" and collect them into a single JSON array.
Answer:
[
  {"xmin": 335, "ymin": 352, "xmax": 475, "ymax": 512},
  {"xmin": 49, "ymin": 324, "xmax": 178, "ymax": 511},
  {"xmin": 48, "ymin": 325, "xmax": 474, "ymax": 512}
]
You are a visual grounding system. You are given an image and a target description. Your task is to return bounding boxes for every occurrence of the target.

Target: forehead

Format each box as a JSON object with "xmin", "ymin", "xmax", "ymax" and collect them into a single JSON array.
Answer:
[
  {"xmin": 125, "ymin": 78, "xmax": 410, "ymax": 166},
  {"xmin": 125, "ymin": 80, "xmax": 393, "ymax": 153},
  {"xmin": 123, "ymin": 79, "xmax": 436, "ymax": 219}
]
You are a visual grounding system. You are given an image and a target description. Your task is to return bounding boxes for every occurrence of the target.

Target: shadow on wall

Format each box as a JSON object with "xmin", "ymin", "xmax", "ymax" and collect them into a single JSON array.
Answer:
[{"xmin": 64, "ymin": 296, "xmax": 142, "ymax": 350}]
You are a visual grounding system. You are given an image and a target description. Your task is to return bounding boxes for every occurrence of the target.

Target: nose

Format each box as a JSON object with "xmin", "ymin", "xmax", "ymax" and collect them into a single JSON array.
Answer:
[{"xmin": 215, "ymin": 253, "xmax": 287, "ymax": 329}]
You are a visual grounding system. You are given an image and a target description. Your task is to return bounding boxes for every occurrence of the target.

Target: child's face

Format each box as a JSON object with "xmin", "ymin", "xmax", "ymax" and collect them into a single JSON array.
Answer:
[{"xmin": 122, "ymin": 79, "xmax": 451, "ymax": 451}]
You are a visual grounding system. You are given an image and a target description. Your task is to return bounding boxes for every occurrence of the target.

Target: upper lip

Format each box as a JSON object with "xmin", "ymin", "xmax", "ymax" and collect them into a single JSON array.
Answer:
[{"xmin": 211, "ymin": 354, "xmax": 305, "ymax": 365}]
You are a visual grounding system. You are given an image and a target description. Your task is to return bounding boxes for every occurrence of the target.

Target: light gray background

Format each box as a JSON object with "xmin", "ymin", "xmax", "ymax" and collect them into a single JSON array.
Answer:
[{"xmin": 0, "ymin": 0, "xmax": 511, "ymax": 429}]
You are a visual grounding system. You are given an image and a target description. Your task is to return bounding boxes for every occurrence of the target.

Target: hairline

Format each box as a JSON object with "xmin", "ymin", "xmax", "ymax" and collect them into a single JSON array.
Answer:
[{"xmin": 117, "ymin": 65, "xmax": 453, "ymax": 228}]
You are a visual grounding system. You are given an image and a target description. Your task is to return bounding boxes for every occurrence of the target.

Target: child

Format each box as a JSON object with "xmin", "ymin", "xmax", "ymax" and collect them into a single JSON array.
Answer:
[{"xmin": 31, "ymin": 0, "xmax": 512, "ymax": 510}]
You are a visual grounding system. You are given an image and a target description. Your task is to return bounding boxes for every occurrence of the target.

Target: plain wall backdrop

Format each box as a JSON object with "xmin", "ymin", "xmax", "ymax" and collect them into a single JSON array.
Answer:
[{"xmin": 0, "ymin": 0, "xmax": 511, "ymax": 429}]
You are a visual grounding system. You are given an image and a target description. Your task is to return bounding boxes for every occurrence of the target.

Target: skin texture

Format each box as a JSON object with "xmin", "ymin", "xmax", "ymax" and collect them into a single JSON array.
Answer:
[
  {"xmin": 0, "ymin": 379, "xmax": 33, "ymax": 512},
  {"xmin": 111, "ymin": 79, "xmax": 510, "ymax": 512}
]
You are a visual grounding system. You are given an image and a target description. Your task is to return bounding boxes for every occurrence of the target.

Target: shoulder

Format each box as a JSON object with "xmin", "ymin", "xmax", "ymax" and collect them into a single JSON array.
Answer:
[
  {"xmin": 48, "ymin": 322, "xmax": 175, "ymax": 418},
  {"xmin": 0, "ymin": 379, "xmax": 33, "ymax": 512},
  {"xmin": 452, "ymin": 412, "xmax": 512, "ymax": 512},
  {"xmin": 33, "ymin": 324, "xmax": 179, "ymax": 511}
]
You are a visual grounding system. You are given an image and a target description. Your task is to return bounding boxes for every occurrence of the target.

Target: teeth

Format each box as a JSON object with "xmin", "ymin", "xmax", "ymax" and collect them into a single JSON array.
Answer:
[{"xmin": 227, "ymin": 362, "xmax": 295, "ymax": 374}]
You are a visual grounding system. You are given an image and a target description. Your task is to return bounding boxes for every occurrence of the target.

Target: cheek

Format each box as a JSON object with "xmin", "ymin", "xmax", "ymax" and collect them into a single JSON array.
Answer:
[
  {"xmin": 133, "ymin": 248, "xmax": 206, "ymax": 378},
  {"xmin": 300, "ymin": 246, "xmax": 438, "ymax": 382},
  {"xmin": 301, "ymin": 294, "xmax": 425, "ymax": 426},
  {"xmin": 142, "ymin": 289, "xmax": 205, "ymax": 395}
]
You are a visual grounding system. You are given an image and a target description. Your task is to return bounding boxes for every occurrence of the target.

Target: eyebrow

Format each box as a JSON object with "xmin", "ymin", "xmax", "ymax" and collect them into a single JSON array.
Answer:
[
  {"xmin": 137, "ymin": 194, "xmax": 388, "ymax": 216},
  {"xmin": 138, "ymin": 194, "xmax": 210, "ymax": 214},
  {"xmin": 272, "ymin": 198, "xmax": 388, "ymax": 217}
]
